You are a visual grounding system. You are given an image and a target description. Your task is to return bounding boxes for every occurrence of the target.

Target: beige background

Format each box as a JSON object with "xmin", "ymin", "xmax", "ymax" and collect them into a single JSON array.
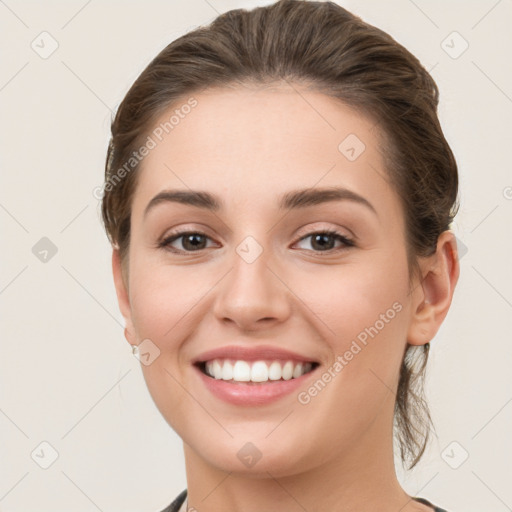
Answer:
[{"xmin": 1, "ymin": 1, "xmax": 511, "ymax": 511}]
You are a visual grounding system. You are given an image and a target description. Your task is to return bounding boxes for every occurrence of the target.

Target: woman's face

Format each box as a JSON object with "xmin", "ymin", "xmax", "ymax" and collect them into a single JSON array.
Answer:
[{"xmin": 114, "ymin": 83, "xmax": 429, "ymax": 476}]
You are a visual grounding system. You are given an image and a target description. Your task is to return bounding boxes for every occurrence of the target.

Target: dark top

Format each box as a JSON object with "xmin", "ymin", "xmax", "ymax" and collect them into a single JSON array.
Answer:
[{"xmin": 159, "ymin": 489, "xmax": 450, "ymax": 512}]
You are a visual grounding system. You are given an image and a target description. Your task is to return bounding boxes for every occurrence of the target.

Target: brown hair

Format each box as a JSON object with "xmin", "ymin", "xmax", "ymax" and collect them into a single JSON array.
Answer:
[{"xmin": 101, "ymin": 0, "xmax": 459, "ymax": 469}]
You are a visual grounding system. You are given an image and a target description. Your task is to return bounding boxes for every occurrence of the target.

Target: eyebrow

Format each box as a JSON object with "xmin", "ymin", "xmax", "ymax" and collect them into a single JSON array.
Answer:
[{"xmin": 143, "ymin": 186, "xmax": 377, "ymax": 218}]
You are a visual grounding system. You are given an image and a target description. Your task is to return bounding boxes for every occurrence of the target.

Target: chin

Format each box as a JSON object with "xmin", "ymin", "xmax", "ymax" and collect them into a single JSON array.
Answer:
[{"xmin": 186, "ymin": 432, "xmax": 312, "ymax": 477}]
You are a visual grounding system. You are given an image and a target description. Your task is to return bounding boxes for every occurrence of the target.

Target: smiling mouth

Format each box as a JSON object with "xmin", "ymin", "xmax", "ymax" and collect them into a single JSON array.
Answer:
[{"xmin": 196, "ymin": 359, "xmax": 319, "ymax": 384}]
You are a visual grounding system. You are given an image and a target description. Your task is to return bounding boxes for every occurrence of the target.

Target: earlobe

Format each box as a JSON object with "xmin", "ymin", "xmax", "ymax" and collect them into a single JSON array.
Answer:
[
  {"xmin": 112, "ymin": 248, "xmax": 137, "ymax": 345},
  {"xmin": 407, "ymin": 230, "xmax": 460, "ymax": 346}
]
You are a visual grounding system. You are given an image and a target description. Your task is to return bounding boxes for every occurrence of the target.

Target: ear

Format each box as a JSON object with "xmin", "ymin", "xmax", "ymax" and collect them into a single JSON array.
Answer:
[
  {"xmin": 112, "ymin": 248, "xmax": 137, "ymax": 346},
  {"xmin": 407, "ymin": 230, "xmax": 460, "ymax": 346}
]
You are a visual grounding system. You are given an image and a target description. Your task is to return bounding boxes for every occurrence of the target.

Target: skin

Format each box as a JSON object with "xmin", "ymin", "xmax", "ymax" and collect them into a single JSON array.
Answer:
[{"xmin": 112, "ymin": 82, "xmax": 459, "ymax": 512}]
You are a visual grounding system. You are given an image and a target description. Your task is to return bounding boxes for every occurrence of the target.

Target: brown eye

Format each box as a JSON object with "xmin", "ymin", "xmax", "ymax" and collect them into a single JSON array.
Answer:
[
  {"xmin": 160, "ymin": 231, "xmax": 214, "ymax": 253},
  {"xmin": 294, "ymin": 230, "xmax": 354, "ymax": 252},
  {"xmin": 158, "ymin": 229, "xmax": 354, "ymax": 255}
]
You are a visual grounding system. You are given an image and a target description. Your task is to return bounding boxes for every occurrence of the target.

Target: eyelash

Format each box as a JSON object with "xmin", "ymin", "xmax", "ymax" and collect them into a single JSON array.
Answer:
[{"xmin": 158, "ymin": 229, "xmax": 355, "ymax": 255}]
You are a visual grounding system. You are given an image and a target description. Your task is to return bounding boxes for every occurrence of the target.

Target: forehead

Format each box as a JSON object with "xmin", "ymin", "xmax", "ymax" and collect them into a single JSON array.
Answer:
[{"xmin": 131, "ymin": 83, "xmax": 395, "ymax": 217}]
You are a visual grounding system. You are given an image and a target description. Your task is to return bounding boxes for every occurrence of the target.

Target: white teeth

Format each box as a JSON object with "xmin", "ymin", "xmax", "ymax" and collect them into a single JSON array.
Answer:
[
  {"xmin": 222, "ymin": 360, "xmax": 233, "ymax": 380},
  {"xmin": 268, "ymin": 361, "xmax": 282, "ymax": 380},
  {"xmin": 233, "ymin": 361, "xmax": 251, "ymax": 381},
  {"xmin": 250, "ymin": 361, "xmax": 269, "ymax": 382},
  {"xmin": 292, "ymin": 362, "xmax": 303, "ymax": 379},
  {"xmin": 203, "ymin": 359, "xmax": 315, "ymax": 383},
  {"xmin": 213, "ymin": 360, "xmax": 223, "ymax": 379},
  {"xmin": 282, "ymin": 361, "xmax": 294, "ymax": 380}
]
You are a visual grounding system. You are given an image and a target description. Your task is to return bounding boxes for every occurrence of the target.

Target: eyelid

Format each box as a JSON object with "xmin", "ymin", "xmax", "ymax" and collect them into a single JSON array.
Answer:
[
  {"xmin": 158, "ymin": 223, "xmax": 214, "ymax": 243},
  {"xmin": 295, "ymin": 222, "xmax": 354, "ymax": 241},
  {"xmin": 159, "ymin": 223, "xmax": 353, "ymax": 243}
]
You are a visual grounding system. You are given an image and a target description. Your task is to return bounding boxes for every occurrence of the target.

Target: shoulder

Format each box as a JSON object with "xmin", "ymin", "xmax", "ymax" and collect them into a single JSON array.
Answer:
[
  {"xmin": 158, "ymin": 489, "xmax": 187, "ymax": 512},
  {"xmin": 414, "ymin": 496, "xmax": 451, "ymax": 512}
]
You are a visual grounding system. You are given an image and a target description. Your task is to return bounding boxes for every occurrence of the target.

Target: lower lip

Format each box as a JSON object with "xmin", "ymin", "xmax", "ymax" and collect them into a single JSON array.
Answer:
[{"xmin": 194, "ymin": 365, "xmax": 317, "ymax": 406}]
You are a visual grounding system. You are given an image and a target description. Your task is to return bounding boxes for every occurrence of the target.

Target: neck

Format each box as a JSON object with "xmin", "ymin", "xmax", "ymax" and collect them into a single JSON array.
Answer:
[{"xmin": 181, "ymin": 394, "xmax": 428, "ymax": 512}]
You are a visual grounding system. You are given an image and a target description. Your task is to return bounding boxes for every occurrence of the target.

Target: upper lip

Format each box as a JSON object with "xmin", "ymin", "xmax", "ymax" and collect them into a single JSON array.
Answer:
[{"xmin": 192, "ymin": 345, "xmax": 320, "ymax": 364}]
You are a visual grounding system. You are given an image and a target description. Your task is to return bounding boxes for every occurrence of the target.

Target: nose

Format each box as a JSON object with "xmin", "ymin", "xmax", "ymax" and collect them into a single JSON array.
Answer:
[{"xmin": 212, "ymin": 246, "xmax": 292, "ymax": 332}]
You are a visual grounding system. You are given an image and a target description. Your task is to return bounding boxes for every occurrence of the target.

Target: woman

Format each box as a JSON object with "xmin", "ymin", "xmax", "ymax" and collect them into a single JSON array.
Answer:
[{"xmin": 101, "ymin": 1, "xmax": 460, "ymax": 510}]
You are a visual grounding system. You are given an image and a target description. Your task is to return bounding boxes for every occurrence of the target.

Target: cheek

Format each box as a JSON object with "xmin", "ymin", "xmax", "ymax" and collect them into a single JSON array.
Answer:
[
  {"xmin": 301, "ymin": 252, "xmax": 409, "ymax": 343},
  {"xmin": 129, "ymin": 242, "xmax": 410, "ymax": 365},
  {"xmin": 122, "ymin": 240, "xmax": 412, "ymax": 470},
  {"xmin": 296, "ymin": 249, "xmax": 411, "ymax": 410},
  {"xmin": 127, "ymin": 265, "xmax": 207, "ymax": 432},
  {"xmin": 287, "ymin": 257, "xmax": 409, "ymax": 448},
  {"xmin": 128, "ymin": 259, "xmax": 209, "ymax": 345}
]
